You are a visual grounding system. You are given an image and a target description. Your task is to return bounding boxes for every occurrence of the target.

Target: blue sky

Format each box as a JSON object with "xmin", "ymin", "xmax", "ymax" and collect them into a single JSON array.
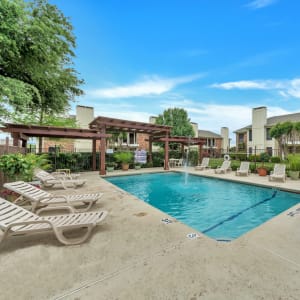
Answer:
[{"xmin": 50, "ymin": 0, "xmax": 300, "ymax": 140}]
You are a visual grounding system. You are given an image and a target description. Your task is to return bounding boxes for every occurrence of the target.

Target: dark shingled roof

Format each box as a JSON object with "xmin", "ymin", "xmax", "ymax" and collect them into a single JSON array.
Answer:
[
  {"xmin": 234, "ymin": 112, "xmax": 300, "ymax": 133},
  {"xmin": 267, "ymin": 112, "xmax": 300, "ymax": 125},
  {"xmin": 198, "ymin": 130, "xmax": 222, "ymax": 138}
]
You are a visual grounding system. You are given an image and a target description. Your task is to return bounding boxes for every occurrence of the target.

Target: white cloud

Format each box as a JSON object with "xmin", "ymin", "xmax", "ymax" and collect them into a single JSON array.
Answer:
[
  {"xmin": 160, "ymin": 100, "xmax": 252, "ymax": 133},
  {"xmin": 286, "ymin": 78, "xmax": 300, "ymax": 98},
  {"xmin": 159, "ymin": 99, "xmax": 295, "ymax": 144},
  {"xmin": 211, "ymin": 80, "xmax": 270, "ymax": 90},
  {"xmin": 246, "ymin": 0, "xmax": 278, "ymax": 9},
  {"xmin": 86, "ymin": 74, "xmax": 204, "ymax": 99},
  {"xmin": 211, "ymin": 78, "xmax": 300, "ymax": 99}
]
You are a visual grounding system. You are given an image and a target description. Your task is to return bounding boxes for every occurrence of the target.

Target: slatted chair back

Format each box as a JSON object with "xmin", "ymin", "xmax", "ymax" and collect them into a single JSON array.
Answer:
[
  {"xmin": 0, "ymin": 197, "xmax": 37, "ymax": 230},
  {"xmin": 4, "ymin": 181, "xmax": 51, "ymax": 201},
  {"xmin": 240, "ymin": 161, "xmax": 250, "ymax": 171},
  {"xmin": 274, "ymin": 164, "xmax": 286, "ymax": 175}
]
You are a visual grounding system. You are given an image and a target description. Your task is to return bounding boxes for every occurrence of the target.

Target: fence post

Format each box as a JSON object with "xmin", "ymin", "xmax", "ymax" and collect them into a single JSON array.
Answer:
[
  {"xmin": 54, "ymin": 145, "xmax": 57, "ymax": 171},
  {"xmin": 5, "ymin": 137, "xmax": 9, "ymax": 154},
  {"xmin": 254, "ymin": 146, "xmax": 257, "ymax": 169}
]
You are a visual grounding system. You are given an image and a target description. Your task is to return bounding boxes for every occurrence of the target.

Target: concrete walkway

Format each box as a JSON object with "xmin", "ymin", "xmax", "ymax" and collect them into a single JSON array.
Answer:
[{"xmin": 0, "ymin": 168, "xmax": 300, "ymax": 299}]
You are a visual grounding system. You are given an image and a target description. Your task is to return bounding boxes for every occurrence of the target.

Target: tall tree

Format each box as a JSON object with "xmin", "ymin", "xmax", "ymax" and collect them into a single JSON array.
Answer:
[
  {"xmin": 270, "ymin": 121, "xmax": 294, "ymax": 159},
  {"xmin": 155, "ymin": 108, "xmax": 195, "ymax": 137},
  {"xmin": 0, "ymin": 0, "xmax": 83, "ymax": 126},
  {"xmin": 155, "ymin": 108, "xmax": 195, "ymax": 150}
]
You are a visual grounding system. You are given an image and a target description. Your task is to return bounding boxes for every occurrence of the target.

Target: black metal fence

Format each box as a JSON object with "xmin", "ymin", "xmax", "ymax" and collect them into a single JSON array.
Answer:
[{"xmin": 3, "ymin": 145, "xmax": 297, "ymax": 172}]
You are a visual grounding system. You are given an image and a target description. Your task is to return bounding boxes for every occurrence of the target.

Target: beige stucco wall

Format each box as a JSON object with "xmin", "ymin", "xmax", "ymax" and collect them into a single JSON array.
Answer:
[
  {"xmin": 74, "ymin": 106, "xmax": 94, "ymax": 152},
  {"xmin": 191, "ymin": 122, "xmax": 198, "ymax": 137},
  {"xmin": 221, "ymin": 127, "xmax": 229, "ymax": 151},
  {"xmin": 252, "ymin": 107, "xmax": 267, "ymax": 153}
]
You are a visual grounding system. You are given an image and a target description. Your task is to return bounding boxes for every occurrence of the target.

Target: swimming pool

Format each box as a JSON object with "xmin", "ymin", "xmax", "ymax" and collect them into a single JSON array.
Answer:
[{"xmin": 106, "ymin": 172, "xmax": 300, "ymax": 240}]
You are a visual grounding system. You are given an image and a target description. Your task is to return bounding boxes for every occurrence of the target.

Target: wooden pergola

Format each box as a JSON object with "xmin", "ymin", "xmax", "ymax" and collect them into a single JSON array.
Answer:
[
  {"xmin": 90, "ymin": 116, "xmax": 206, "ymax": 174},
  {"xmin": 89, "ymin": 116, "xmax": 172, "ymax": 175},
  {"xmin": 152, "ymin": 136, "xmax": 206, "ymax": 161},
  {"xmin": 1, "ymin": 119, "xmax": 206, "ymax": 175},
  {"xmin": 0, "ymin": 123, "xmax": 111, "ymax": 172}
]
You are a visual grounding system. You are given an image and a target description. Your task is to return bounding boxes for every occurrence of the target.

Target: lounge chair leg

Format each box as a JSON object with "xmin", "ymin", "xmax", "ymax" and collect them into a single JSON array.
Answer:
[
  {"xmin": 53, "ymin": 226, "xmax": 94, "ymax": 245},
  {"xmin": 0, "ymin": 230, "xmax": 9, "ymax": 245},
  {"xmin": 74, "ymin": 201, "xmax": 94, "ymax": 212}
]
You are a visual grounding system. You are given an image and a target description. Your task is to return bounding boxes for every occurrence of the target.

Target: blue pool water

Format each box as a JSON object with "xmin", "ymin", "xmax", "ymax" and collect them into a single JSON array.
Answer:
[{"xmin": 106, "ymin": 172, "xmax": 300, "ymax": 240}]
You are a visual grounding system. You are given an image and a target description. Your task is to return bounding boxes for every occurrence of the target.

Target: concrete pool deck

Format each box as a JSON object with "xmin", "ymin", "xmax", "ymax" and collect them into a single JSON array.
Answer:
[{"xmin": 0, "ymin": 168, "xmax": 300, "ymax": 299}]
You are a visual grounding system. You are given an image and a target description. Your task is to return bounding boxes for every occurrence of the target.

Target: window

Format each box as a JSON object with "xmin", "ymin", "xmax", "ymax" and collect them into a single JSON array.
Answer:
[
  {"xmin": 248, "ymin": 129, "xmax": 252, "ymax": 142},
  {"xmin": 266, "ymin": 128, "xmax": 272, "ymax": 140},
  {"xmin": 238, "ymin": 133, "xmax": 244, "ymax": 143},
  {"xmin": 207, "ymin": 138, "xmax": 215, "ymax": 147},
  {"xmin": 129, "ymin": 132, "xmax": 135, "ymax": 144},
  {"xmin": 249, "ymin": 147, "xmax": 252, "ymax": 154},
  {"xmin": 266, "ymin": 147, "xmax": 272, "ymax": 156}
]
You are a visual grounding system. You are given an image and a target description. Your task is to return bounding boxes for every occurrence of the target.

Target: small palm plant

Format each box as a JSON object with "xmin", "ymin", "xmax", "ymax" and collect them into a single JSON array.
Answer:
[{"xmin": 114, "ymin": 151, "xmax": 133, "ymax": 171}]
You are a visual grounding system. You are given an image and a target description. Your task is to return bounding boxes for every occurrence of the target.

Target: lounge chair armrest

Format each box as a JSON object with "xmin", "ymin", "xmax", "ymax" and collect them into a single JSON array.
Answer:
[
  {"xmin": 6, "ymin": 219, "xmax": 53, "ymax": 231},
  {"xmin": 52, "ymin": 171, "xmax": 67, "ymax": 176},
  {"xmin": 36, "ymin": 206, "xmax": 75, "ymax": 215},
  {"xmin": 41, "ymin": 195, "xmax": 68, "ymax": 201}
]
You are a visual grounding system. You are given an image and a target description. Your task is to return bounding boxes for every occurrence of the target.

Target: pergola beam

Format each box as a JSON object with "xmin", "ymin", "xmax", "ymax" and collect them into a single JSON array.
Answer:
[{"xmin": 1, "ymin": 124, "xmax": 110, "ymax": 139}]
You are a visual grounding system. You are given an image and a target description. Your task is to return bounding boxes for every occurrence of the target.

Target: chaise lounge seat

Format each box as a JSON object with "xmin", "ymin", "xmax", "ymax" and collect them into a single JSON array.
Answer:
[
  {"xmin": 269, "ymin": 164, "xmax": 286, "ymax": 182},
  {"xmin": 34, "ymin": 168, "xmax": 86, "ymax": 189},
  {"xmin": 236, "ymin": 161, "xmax": 250, "ymax": 176},
  {"xmin": 4, "ymin": 181, "xmax": 103, "ymax": 213},
  {"xmin": 215, "ymin": 160, "xmax": 231, "ymax": 174},
  {"xmin": 195, "ymin": 157, "xmax": 210, "ymax": 171},
  {"xmin": 0, "ymin": 197, "xmax": 108, "ymax": 245}
]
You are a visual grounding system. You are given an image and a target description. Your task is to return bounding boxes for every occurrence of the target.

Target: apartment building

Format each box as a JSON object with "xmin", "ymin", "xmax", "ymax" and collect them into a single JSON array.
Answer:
[
  {"xmin": 234, "ymin": 106, "xmax": 300, "ymax": 156},
  {"xmin": 44, "ymin": 106, "xmax": 229, "ymax": 154}
]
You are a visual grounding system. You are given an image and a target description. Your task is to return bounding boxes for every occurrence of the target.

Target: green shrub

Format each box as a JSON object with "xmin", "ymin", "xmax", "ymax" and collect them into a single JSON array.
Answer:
[
  {"xmin": 152, "ymin": 151, "xmax": 164, "ymax": 167},
  {"xmin": 230, "ymin": 161, "xmax": 241, "ymax": 171},
  {"xmin": 260, "ymin": 152, "xmax": 270, "ymax": 163},
  {"xmin": 187, "ymin": 150, "xmax": 198, "ymax": 166},
  {"xmin": 114, "ymin": 151, "xmax": 133, "ymax": 164},
  {"xmin": 209, "ymin": 158, "xmax": 224, "ymax": 169},
  {"xmin": 248, "ymin": 155, "xmax": 260, "ymax": 162},
  {"xmin": 233, "ymin": 153, "xmax": 248, "ymax": 161},
  {"xmin": 270, "ymin": 156, "xmax": 281, "ymax": 163},
  {"xmin": 0, "ymin": 153, "xmax": 50, "ymax": 182},
  {"xmin": 287, "ymin": 154, "xmax": 300, "ymax": 171}
]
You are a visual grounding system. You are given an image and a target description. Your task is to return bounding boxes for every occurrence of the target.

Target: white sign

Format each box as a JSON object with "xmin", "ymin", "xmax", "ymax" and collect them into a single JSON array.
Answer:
[{"xmin": 106, "ymin": 149, "xmax": 114, "ymax": 154}]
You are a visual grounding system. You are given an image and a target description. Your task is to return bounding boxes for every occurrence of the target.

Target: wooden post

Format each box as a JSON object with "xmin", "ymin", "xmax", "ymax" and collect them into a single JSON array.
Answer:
[
  {"xmin": 12, "ymin": 133, "xmax": 19, "ymax": 147},
  {"xmin": 164, "ymin": 133, "xmax": 169, "ymax": 170},
  {"xmin": 5, "ymin": 137, "xmax": 9, "ymax": 154},
  {"xmin": 198, "ymin": 144, "xmax": 202, "ymax": 164},
  {"xmin": 92, "ymin": 139, "xmax": 96, "ymax": 171},
  {"xmin": 148, "ymin": 135, "xmax": 153, "ymax": 163},
  {"xmin": 100, "ymin": 126, "xmax": 106, "ymax": 175}
]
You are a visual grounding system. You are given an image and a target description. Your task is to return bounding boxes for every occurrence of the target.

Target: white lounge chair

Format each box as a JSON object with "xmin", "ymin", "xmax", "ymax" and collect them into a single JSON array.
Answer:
[
  {"xmin": 269, "ymin": 164, "xmax": 286, "ymax": 182},
  {"xmin": 4, "ymin": 181, "xmax": 103, "ymax": 213},
  {"xmin": 34, "ymin": 168, "xmax": 86, "ymax": 189},
  {"xmin": 0, "ymin": 197, "xmax": 107, "ymax": 245},
  {"xmin": 215, "ymin": 160, "xmax": 231, "ymax": 174},
  {"xmin": 195, "ymin": 157, "xmax": 210, "ymax": 171},
  {"xmin": 236, "ymin": 161, "xmax": 250, "ymax": 176}
]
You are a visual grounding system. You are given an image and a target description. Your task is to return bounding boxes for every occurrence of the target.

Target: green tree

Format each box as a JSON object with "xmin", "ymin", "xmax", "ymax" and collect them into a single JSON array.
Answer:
[
  {"xmin": 12, "ymin": 112, "xmax": 78, "ymax": 128},
  {"xmin": 270, "ymin": 121, "xmax": 294, "ymax": 159},
  {"xmin": 155, "ymin": 108, "xmax": 195, "ymax": 137},
  {"xmin": 155, "ymin": 108, "xmax": 195, "ymax": 150},
  {"xmin": 0, "ymin": 0, "xmax": 83, "ymax": 126}
]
